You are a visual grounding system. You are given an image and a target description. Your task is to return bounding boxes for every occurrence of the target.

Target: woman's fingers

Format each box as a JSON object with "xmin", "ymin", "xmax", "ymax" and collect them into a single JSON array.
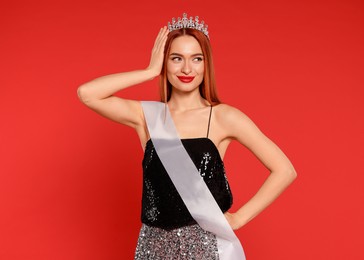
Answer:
[
  {"xmin": 153, "ymin": 27, "xmax": 164, "ymax": 48},
  {"xmin": 147, "ymin": 27, "xmax": 169, "ymax": 74},
  {"xmin": 160, "ymin": 27, "xmax": 169, "ymax": 49},
  {"xmin": 154, "ymin": 26, "xmax": 168, "ymax": 53}
]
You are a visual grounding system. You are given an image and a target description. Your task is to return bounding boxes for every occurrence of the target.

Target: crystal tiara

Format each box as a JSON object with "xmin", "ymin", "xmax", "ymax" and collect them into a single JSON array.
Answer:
[{"xmin": 167, "ymin": 13, "xmax": 209, "ymax": 38}]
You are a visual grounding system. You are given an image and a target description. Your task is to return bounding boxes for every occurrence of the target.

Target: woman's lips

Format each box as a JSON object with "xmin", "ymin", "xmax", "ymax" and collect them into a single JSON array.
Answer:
[{"xmin": 177, "ymin": 76, "xmax": 195, "ymax": 83}]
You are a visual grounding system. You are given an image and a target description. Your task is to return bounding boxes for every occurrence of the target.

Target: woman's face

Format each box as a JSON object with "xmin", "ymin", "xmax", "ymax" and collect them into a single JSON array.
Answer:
[{"xmin": 166, "ymin": 35, "xmax": 204, "ymax": 94}]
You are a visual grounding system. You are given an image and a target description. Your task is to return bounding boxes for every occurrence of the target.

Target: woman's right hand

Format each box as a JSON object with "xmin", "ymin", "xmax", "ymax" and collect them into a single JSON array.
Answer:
[
  {"xmin": 78, "ymin": 27, "xmax": 170, "ymax": 130},
  {"xmin": 146, "ymin": 26, "xmax": 169, "ymax": 77}
]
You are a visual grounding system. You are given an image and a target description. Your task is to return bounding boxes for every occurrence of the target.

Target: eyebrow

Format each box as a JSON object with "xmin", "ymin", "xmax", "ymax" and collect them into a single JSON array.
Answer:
[{"xmin": 169, "ymin": 52, "xmax": 204, "ymax": 57}]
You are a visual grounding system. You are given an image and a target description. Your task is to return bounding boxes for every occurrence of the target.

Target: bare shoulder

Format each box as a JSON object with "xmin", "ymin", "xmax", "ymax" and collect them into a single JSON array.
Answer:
[
  {"xmin": 213, "ymin": 103, "xmax": 261, "ymax": 141},
  {"xmin": 213, "ymin": 103, "xmax": 251, "ymax": 125},
  {"xmin": 213, "ymin": 103, "xmax": 296, "ymax": 175}
]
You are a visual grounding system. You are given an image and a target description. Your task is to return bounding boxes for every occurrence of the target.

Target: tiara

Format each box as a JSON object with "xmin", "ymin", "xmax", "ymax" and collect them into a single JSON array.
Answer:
[{"xmin": 167, "ymin": 13, "xmax": 209, "ymax": 38}]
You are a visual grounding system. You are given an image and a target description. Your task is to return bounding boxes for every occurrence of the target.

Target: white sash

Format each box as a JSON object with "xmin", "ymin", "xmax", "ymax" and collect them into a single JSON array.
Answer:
[{"xmin": 141, "ymin": 101, "xmax": 246, "ymax": 260}]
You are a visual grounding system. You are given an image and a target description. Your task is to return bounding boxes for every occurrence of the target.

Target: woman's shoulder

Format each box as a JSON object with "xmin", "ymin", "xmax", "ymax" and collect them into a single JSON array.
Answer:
[
  {"xmin": 213, "ymin": 103, "xmax": 239, "ymax": 111},
  {"xmin": 213, "ymin": 102, "xmax": 264, "ymax": 143},
  {"xmin": 213, "ymin": 103, "xmax": 249, "ymax": 121},
  {"xmin": 210, "ymin": 103, "xmax": 256, "ymax": 143}
]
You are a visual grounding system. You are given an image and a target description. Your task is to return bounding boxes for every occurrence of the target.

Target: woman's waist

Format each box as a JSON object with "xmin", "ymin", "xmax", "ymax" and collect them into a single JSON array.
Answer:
[{"xmin": 141, "ymin": 198, "xmax": 231, "ymax": 230}]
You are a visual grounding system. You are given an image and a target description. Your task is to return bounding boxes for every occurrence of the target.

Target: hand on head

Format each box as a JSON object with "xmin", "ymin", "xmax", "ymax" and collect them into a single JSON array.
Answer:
[{"xmin": 147, "ymin": 26, "xmax": 169, "ymax": 77}]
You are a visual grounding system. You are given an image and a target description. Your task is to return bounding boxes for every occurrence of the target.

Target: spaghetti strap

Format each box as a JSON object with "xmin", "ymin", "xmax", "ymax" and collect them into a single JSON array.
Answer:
[{"xmin": 206, "ymin": 105, "xmax": 213, "ymax": 138}]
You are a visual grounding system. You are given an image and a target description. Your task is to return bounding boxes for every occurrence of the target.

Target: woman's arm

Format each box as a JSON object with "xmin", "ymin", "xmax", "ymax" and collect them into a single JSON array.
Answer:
[
  {"xmin": 77, "ymin": 27, "xmax": 169, "ymax": 128},
  {"xmin": 219, "ymin": 105, "xmax": 297, "ymax": 230}
]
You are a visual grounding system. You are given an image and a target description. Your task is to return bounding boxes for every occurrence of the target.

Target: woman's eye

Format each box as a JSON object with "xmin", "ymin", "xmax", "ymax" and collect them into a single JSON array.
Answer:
[
  {"xmin": 193, "ymin": 57, "xmax": 203, "ymax": 62},
  {"xmin": 171, "ymin": 57, "xmax": 182, "ymax": 62}
]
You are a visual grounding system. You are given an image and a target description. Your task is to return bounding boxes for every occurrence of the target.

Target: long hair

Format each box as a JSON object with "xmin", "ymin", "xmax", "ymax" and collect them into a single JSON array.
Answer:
[{"xmin": 159, "ymin": 28, "xmax": 221, "ymax": 105}]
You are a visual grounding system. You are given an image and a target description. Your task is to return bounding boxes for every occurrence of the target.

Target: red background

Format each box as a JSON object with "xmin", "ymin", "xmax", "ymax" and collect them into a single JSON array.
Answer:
[{"xmin": 1, "ymin": 0, "xmax": 363, "ymax": 259}]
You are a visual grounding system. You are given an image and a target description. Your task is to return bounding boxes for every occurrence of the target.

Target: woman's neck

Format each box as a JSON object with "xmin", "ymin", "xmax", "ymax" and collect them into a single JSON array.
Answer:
[{"xmin": 168, "ymin": 90, "xmax": 209, "ymax": 112}]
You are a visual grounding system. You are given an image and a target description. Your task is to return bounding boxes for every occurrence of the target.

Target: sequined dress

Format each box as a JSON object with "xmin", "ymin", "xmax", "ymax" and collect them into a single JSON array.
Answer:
[{"xmin": 134, "ymin": 106, "xmax": 233, "ymax": 260}]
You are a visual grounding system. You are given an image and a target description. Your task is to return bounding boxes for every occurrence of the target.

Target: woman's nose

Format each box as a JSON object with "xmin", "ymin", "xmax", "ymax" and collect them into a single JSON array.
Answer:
[{"xmin": 181, "ymin": 62, "xmax": 191, "ymax": 74}]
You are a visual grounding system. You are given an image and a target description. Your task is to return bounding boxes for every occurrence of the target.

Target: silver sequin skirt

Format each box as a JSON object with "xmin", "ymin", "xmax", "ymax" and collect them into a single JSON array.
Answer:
[{"xmin": 134, "ymin": 223, "xmax": 219, "ymax": 259}]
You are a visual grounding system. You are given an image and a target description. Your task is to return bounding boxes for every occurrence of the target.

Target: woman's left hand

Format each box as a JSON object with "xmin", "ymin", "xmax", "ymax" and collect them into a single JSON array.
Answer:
[{"xmin": 224, "ymin": 212, "xmax": 243, "ymax": 230}]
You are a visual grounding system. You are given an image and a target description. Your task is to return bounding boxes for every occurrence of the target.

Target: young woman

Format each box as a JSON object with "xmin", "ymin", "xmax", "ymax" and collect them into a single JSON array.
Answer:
[{"xmin": 78, "ymin": 14, "xmax": 297, "ymax": 260}]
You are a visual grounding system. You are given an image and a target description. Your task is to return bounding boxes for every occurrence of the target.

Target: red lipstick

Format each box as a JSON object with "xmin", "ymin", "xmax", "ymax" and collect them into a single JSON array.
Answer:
[{"xmin": 177, "ymin": 76, "xmax": 195, "ymax": 83}]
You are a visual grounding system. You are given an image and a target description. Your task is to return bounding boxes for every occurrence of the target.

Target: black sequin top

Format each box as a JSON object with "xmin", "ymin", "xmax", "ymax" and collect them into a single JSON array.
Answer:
[{"xmin": 141, "ymin": 137, "xmax": 233, "ymax": 230}]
